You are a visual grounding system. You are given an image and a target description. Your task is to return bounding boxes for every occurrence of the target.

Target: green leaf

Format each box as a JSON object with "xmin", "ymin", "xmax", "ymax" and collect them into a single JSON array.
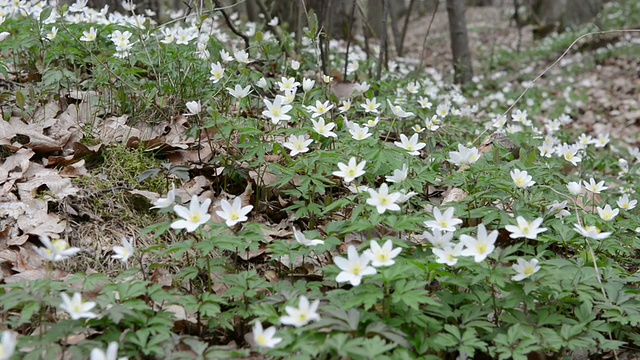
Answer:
[
  {"xmin": 341, "ymin": 284, "xmax": 384, "ymax": 310},
  {"xmin": 366, "ymin": 322, "xmax": 410, "ymax": 348},
  {"xmin": 391, "ymin": 279, "xmax": 439, "ymax": 310},
  {"xmin": 138, "ymin": 168, "xmax": 160, "ymax": 182},
  {"xmin": 15, "ymin": 90, "xmax": 25, "ymax": 108}
]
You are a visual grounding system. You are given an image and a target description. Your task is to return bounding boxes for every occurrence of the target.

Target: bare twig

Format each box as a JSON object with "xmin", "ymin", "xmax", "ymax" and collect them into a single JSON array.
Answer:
[
  {"xmin": 254, "ymin": 0, "xmax": 298, "ymax": 59},
  {"xmin": 343, "ymin": 0, "xmax": 358, "ymax": 80},
  {"xmin": 398, "ymin": 0, "xmax": 416, "ymax": 56},
  {"xmin": 376, "ymin": 0, "xmax": 389, "ymax": 82},
  {"xmin": 389, "ymin": 2, "xmax": 401, "ymax": 56},
  {"xmin": 513, "ymin": 0, "xmax": 522, "ymax": 53},
  {"xmin": 418, "ymin": 0, "xmax": 439, "ymax": 71},
  {"xmin": 214, "ymin": 0, "xmax": 250, "ymax": 50}
]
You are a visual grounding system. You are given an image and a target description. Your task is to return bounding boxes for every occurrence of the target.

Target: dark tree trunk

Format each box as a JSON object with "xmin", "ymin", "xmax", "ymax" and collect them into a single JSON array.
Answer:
[
  {"xmin": 532, "ymin": 0, "xmax": 603, "ymax": 29},
  {"xmin": 446, "ymin": 0, "xmax": 473, "ymax": 85}
]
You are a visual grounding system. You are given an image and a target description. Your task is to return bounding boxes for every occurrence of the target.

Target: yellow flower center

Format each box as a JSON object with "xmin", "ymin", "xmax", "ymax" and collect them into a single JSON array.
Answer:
[
  {"xmin": 524, "ymin": 266, "xmax": 535, "ymax": 276},
  {"xmin": 476, "ymin": 243, "xmax": 487, "ymax": 254},
  {"xmin": 72, "ymin": 303, "xmax": 83, "ymax": 313},
  {"xmin": 52, "ymin": 240, "xmax": 69, "ymax": 252},
  {"xmin": 351, "ymin": 264, "xmax": 362, "ymax": 276},
  {"xmin": 377, "ymin": 253, "xmax": 389, "ymax": 262},
  {"xmin": 256, "ymin": 335, "xmax": 268, "ymax": 345},
  {"xmin": 189, "ymin": 213, "xmax": 202, "ymax": 223}
]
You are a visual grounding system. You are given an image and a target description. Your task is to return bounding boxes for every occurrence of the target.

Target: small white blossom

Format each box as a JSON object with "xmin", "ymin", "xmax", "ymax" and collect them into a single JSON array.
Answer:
[
  {"xmin": 216, "ymin": 197, "xmax": 253, "ymax": 227},
  {"xmin": 510, "ymin": 169, "xmax": 535, "ymax": 188},
  {"xmin": 252, "ymin": 321, "xmax": 282, "ymax": 348},
  {"xmin": 394, "ymin": 133, "xmax": 426, "ymax": 156},
  {"xmin": 511, "ymin": 258, "xmax": 541, "ymax": 281},
  {"xmin": 617, "ymin": 194, "xmax": 637, "ymax": 210},
  {"xmin": 112, "ymin": 237, "xmax": 135, "ymax": 264},
  {"xmin": 60, "ymin": 292, "xmax": 98, "ymax": 320},
  {"xmin": 424, "ymin": 207, "xmax": 463, "ymax": 232},
  {"xmin": 583, "ymin": 178, "xmax": 608, "ymax": 194},
  {"xmin": 366, "ymin": 183, "xmax": 402, "ymax": 214},
  {"xmin": 460, "ymin": 223, "xmax": 498, "ymax": 263},
  {"xmin": 293, "ymin": 227, "xmax": 324, "ymax": 246},
  {"xmin": 574, "ymin": 224, "xmax": 612, "ymax": 240},
  {"xmin": 333, "ymin": 157, "xmax": 366, "ymax": 183},
  {"xmin": 280, "ymin": 296, "xmax": 320, "ymax": 327},
  {"xmin": 596, "ymin": 204, "xmax": 618, "ymax": 221},
  {"xmin": 171, "ymin": 195, "xmax": 211, "ymax": 232},
  {"xmin": 282, "ymin": 135, "xmax": 313, "ymax": 157},
  {"xmin": 385, "ymin": 164, "xmax": 408, "ymax": 183},
  {"xmin": 504, "ymin": 217, "xmax": 547, "ymax": 240},
  {"xmin": 432, "ymin": 243, "xmax": 464, "ymax": 266},
  {"xmin": 364, "ymin": 239, "xmax": 402, "ymax": 267},
  {"xmin": 35, "ymin": 236, "xmax": 81, "ymax": 262},
  {"xmin": 567, "ymin": 181, "xmax": 583, "ymax": 196},
  {"xmin": 333, "ymin": 245, "xmax": 376, "ymax": 286}
]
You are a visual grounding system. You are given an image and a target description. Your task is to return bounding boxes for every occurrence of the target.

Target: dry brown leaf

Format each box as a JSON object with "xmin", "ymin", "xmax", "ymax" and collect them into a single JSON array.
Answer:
[
  {"xmin": 166, "ymin": 146, "xmax": 214, "ymax": 164},
  {"xmin": 0, "ymin": 148, "xmax": 34, "ymax": 185},
  {"xmin": 151, "ymin": 267, "xmax": 173, "ymax": 287},
  {"xmin": 261, "ymin": 225, "xmax": 292, "ymax": 243},
  {"xmin": 128, "ymin": 189, "xmax": 162, "ymax": 204},
  {"xmin": 72, "ymin": 142, "xmax": 103, "ymax": 157},
  {"xmin": 161, "ymin": 304, "xmax": 197, "ymax": 324},
  {"xmin": 181, "ymin": 176, "xmax": 208, "ymax": 201},
  {"xmin": 17, "ymin": 168, "xmax": 79, "ymax": 200},
  {"xmin": 210, "ymin": 271, "xmax": 229, "ymax": 295},
  {"xmin": 7, "ymin": 234, "xmax": 28, "ymax": 247},
  {"xmin": 31, "ymin": 100, "xmax": 60, "ymax": 125},
  {"xmin": 249, "ymin": 165, "xmax": 281, "ymax": 193},
  {"xmin": 0, "ymin": 118, "xmax": 16, "ymax": 146},
  {"xmin": 441, "ymin": 188, "xmax": 468, "ymax": 205},
  {"xmin": 43, "ymin": 153, "xmax": 74, "ymax": 167},
  {"xmin": 44, "ymin": 113, "xmax": 83, "ymax": 151},
  {"xmin": 4, "ymin": 269, "xmax": 71, "ymax": 283},
  {"xmin": 13, "ymin": 245, "xmax": 45, "ymax": 272},
  {"xmin": 64, "ymin": 334, "xmax": 87, "ymax": 346},
  {"xmin": 59, "ymin": 159, "xmax": 88, "ymax": 178},
  {"xmin": 237, "ymin": 246, "xmax": 267, "ymax": 261},
  {"xmin": 9, "ymin": 118, "xmax": 62, "ymax": 153},
  {"xmin": 62, "ymin": 90, "xmax": 104, "ymax": 127},
  {"xmin": 17, "ymin": 210, "xmax": 66, "ymax": 238},
  {"xmin": 96, "ymin": 115, "xmax": 140, "ymax": 145},
  {"xmin": 330, "ymin": 81, "xmax": 357, "ymax": 99}
]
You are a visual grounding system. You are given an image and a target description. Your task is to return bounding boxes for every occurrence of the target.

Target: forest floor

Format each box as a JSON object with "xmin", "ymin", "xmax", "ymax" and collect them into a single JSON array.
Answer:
[{"xmin": 400, "ymin": 3, "xmax": 640, "ymax": 145}]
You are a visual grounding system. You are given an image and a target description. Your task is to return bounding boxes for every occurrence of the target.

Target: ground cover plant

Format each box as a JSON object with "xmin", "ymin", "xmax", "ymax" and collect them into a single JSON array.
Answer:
[{"xmin": 2, "ymin": 0, "xmax": 640, "ymax": 359}]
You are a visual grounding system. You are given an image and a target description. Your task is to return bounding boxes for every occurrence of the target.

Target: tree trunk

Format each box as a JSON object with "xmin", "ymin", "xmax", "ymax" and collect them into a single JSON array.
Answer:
[
  {"xmin": 446, "ymin": 0, "xmax": 473, "ymax": 85},
  {"xmin": 273, "ymin": 0, "xmax": 360, "ymax": 40},
  {"xmin": 532, "ymin": 0, "xmax": 603, "ymax": 29}
]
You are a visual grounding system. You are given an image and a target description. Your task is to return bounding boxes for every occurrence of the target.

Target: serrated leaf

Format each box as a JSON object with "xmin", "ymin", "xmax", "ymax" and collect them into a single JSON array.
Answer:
[
  {"xmin": 392, "ymin": 279, "xmax": 439, "ymax": 310},
  {"xmin": 365, "ymin": 322, "xmax": 410, "ymax": 348}
]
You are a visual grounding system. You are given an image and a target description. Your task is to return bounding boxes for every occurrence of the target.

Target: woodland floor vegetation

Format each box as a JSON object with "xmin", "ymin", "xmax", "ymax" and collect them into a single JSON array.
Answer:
[{"xmin": 2, "ymin": 1, "xmax": 640, "ymax": 359}]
